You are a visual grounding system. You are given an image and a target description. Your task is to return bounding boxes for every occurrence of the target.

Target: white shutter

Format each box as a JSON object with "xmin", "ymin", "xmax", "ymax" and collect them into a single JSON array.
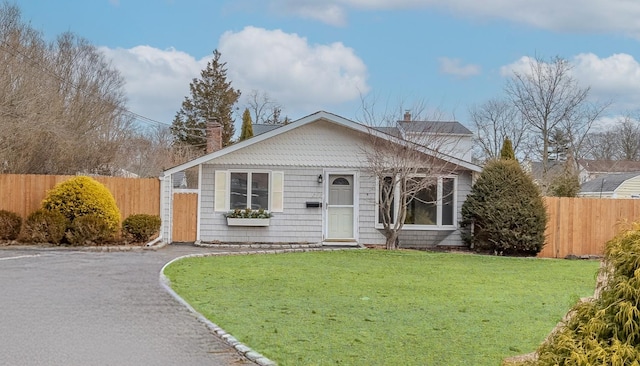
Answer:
[
  {"xmin": 214, "ymin": 171, "xmax": 228, "ymax": 212},
  {"xmin": 271, "ymin": 171, "xmax": 284, "ymax": 212}
]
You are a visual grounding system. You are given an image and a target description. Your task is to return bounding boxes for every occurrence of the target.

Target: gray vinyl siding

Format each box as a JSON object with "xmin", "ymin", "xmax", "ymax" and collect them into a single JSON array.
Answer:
[
  {"xmin": 199, "ymin": 164, "xmax": 325, "ymax": 243},
  {"xmin": 160, "ymin": 175, "xmax": 173, "ymax": 241},
  {"xmin": 198, "ymin": 165, "xmax": 473, "ymax": 246}
]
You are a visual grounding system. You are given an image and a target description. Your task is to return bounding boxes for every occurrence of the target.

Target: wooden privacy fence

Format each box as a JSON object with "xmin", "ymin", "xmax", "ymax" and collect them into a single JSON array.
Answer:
[
  {"xmin": 3, "ymin": 174, "xmax": 640, "ymax": 252},
  {"xmin": 540, "ymin": 197, "xmax": 640, "ymax": 258},
  {"xmin": 0, "ymin": 174, "xmax": 160, "ymax": 221}
]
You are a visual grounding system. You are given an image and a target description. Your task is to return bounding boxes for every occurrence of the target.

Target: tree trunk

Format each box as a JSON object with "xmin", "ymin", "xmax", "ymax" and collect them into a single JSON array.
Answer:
[{"xmin": 385, "ymin": 231, "xmax": 399, "ymax": 250}]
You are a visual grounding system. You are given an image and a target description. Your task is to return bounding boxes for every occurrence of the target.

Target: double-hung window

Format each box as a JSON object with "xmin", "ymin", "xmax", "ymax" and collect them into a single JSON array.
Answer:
[
  {"xmin": 214, "ymin": 170, "xmax": 284, "ymax": 212},
  {"xmin": 230, "ymin": 172, "xmax": 269, "ymax": 209},
  {"xmin": 376, "ymin": 175, "xmax": 456, "ymax": 229}
]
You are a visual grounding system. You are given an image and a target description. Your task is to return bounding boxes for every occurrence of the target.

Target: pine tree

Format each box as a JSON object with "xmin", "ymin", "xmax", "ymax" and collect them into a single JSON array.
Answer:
[
  {"xmin": 170, "ymin": 50, "xmax": 240, "ymax": 153},
  {"xmin": 460, "ymin": 159, "xmax": 547, "ymax": 255},
  {"xmin": 548, "ymin": 127, "xmax": 570, "ymax": 161},
  {"xmin": 239, "ymin": 108, "xmax": 253, "ymax": 141},
  {"xmin": 500, "ymin": 137, "xmax": 516, "ymax": 160}
]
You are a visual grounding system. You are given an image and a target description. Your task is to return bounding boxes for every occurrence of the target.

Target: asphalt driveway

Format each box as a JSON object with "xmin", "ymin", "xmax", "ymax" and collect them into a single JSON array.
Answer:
[{"xmin": 0, "ymin": 244, "xmax": 257, "ymax": 366}]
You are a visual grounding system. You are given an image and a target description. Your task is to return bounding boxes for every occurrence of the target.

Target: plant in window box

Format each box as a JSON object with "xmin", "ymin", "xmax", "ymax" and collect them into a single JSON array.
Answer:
[{"xmin": 225, "ymin": 208, "xmax": 272, "ymax": 226}]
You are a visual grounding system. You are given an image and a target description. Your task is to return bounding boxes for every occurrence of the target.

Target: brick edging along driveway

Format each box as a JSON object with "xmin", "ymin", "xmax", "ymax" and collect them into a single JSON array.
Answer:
[{"xmin": 159, "ymin": 245, "xmax": 363, "ymax": 366}]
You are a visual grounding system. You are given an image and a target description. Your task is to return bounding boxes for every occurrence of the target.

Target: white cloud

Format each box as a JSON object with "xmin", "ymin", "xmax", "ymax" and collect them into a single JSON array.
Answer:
[
  {"xmin": 277, "ymin": 2, "xmax": 348, "ymax": 27},
  {"xmin": 438, "ymin": 57, "xmax": 480, "ymax": 78},
  {"xmin": 500, "ymin": 53, "xmax": 640, "ymax": 112},
  {"xmin": 499, "ymin": 56, "xmax": 533, "ymax": 77},
  {"xmin": 219, "ymin": 26, "xmax": 369, "ymax": 113},
  {"xmin": 572, "ymin": 53, "xmax": 640, "ymax": 104},
  {"xmin": 270, "ymin": 0, "xmax": 640, "ymax": 37},
  {"xmin": 100, "ymin": 46, "xmax": 209, "ymax": 125},
  {"xmin": 100, "ymin": 27, "xmax": 369, "ymax": 124}
]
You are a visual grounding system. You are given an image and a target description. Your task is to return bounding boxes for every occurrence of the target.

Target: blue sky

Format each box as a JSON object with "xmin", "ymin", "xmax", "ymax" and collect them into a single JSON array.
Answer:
[{"xmin": 16, "ymin": 0, "xmax": 640, "ymax": 129}]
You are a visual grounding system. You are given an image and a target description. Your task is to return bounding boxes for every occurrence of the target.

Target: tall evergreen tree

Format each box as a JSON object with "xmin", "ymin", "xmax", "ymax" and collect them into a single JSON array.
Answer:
[
  {"xmin": 170, "ymin": 50, "xmax": 240, "ymax": 152},
  {"xmin": 239, "ymin": 108, "xmax": 254, "ymax": 141},
  {"xmin": 500, "ymin": 137, "xmax": 516, "ymax": 160}
]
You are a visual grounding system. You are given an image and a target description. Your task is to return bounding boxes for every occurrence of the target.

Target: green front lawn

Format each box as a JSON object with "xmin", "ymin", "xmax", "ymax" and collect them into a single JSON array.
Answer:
[{"xmin": 164, "ymin": 250, "xmax": 599, "ymax": 366}]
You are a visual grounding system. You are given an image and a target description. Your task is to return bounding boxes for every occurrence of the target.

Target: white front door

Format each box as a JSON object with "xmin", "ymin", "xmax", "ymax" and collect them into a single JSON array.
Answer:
[{"xmin": 326, "ymin": 174, "xmax": 355, "ymax": 240}]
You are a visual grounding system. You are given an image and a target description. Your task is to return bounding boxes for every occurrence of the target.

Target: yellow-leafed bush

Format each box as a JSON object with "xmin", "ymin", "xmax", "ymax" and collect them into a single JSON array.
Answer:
[
  {"xmin": 527, "ymin": 222, "xmax": 640, "ymax": 365},
  {"xmin": 42, "ymin": 176, "xmax": 121, "ymax": 235}
]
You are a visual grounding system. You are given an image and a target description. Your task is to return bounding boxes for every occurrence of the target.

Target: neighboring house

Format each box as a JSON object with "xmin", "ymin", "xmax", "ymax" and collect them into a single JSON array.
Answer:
[
  {"xmin": 159, "ymin": 111, "xmax": 481, "ymax": 248},
  {"xmin": 525, "ymin": 159, "xmax": 640, "ymax": 186},
  {"xmin": 525, "ymin": 160, "xmax": 575, "ymax": 183},
  {"xmin": 577, "ymin": 160, "xmax": 640, "ymax": 182},
  {"xmin": 578, "ymin": 173, "xmax": 640, "ymax": 198}
]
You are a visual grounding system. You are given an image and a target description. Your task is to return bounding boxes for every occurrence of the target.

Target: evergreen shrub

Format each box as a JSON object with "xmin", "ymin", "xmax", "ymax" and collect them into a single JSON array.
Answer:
[
  {"xmin": 548, "ymin": 173, "xmax": 581, "ymax": 197},
  {"xmin": 122, "ymin": 214, "xmax": 161, "ymax": 242},
  {"xmin": 23, "ymin": 209, "xmax": 67, "ymax": 244},
  {"xmin": 42, "ymin": 176, "xmax": 121, "ymax": 235},
  {"xmin": 0, "ymin": 210, "xmax": 22, "ymax": 240},
  {"xmin": 460, "ymin": 159, "xmax": 547, "ymax": 255},
  {"xmin": 66, "ymin": 214, "xmax": 114, "ymax": 246},
  {"xmin": 528, "ymin": 222, "xmax": 640, "ymax": 365}
]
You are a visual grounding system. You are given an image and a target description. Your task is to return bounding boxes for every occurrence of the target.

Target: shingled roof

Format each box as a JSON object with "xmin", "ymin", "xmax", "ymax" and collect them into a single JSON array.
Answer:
[
  {"xmin": 579, "ymin": 159, "xmax": 640, "ymax": 174},
  {"xmin": 252, "ymin": 124, "xmax": 283, "ymax": 136},
  {"xmin": 580, "ymin": 172, "xmax": 640, "ymax": 193},
  {"xmin": 397, "ymin": 120, "xmax": 472, "ymax": 135}
]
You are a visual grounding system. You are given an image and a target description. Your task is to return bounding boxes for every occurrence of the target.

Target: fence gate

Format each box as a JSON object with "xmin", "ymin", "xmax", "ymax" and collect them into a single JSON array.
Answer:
[{"xmin": 172, "ymin": 192, "xmax": 198, "ymax": 242}]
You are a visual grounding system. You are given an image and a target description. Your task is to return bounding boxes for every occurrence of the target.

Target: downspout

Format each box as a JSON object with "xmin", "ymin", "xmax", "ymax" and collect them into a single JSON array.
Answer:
[
  {"xmin": 145, "ymin": 175, "xmax": 165, "ymax": 247},
  {"xmin": 147, "ymin": 174, "xmax": 168, "ymax": 246},
  {"xmin": 145, "ymin": 235, "xmax": 163, "ymax": 247}
]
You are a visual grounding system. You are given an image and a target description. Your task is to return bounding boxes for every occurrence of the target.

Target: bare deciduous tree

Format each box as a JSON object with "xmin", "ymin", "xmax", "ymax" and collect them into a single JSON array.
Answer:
[
  {"xmin": 358, "ymin": 99, "xmax": 469, "ymax": 249},
  {"xmin": 616, "ymin": 115, "xmax": 640, "ymax": 160},
  {"xmin": 468, "ymin": 98, "xmax": 530, "ymax": 162},
  {"xmin": 505, "ymin": 56, "xmax": 607, "ymax": 175},
  {"xmin": 584, "ymin": 114, "xmax": 640, "ymax": 161},
  {"xmin": 245, "ymin": 89, "xmax": 289, "ymax": 124},
  {"xmin": 0, "ymin": 3, "xmax": 133, "ymax": 175}
]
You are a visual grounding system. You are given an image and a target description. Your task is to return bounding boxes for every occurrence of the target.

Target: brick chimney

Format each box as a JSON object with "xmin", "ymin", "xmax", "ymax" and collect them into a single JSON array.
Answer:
[
  {"xmin": 205, "ymin": 118, "xmax": 222, "ymax": 154},
  {"xmin": 403, "ymin": 110, "xmax": 411, "ymax": 121}
]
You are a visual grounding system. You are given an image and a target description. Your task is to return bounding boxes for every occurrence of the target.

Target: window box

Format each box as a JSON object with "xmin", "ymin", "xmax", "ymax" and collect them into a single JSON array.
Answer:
[{"xmin": 226, "ymin": 218, "xmax": 270, "ymax": 227}]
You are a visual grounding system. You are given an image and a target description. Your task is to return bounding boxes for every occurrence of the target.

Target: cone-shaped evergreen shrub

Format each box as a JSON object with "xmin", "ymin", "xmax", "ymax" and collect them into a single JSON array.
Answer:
[
  {"xmin": 527, "ymin": 222, "xmax": 640, "ymax": 365},
  {"xmin": 460, "ymin": 159, "xmax": 547, "ymax": 255},
  {"xmin": 42, "ymin": 176, "xmax": 121, "ymax": 235},
  {"xmin": 500, "ymin": 137, "xmax": 516, "ymax": 160}
]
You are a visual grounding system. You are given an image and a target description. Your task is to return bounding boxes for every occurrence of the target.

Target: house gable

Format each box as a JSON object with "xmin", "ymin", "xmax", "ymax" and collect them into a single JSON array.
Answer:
[
  {"xmin": 210, "ymin": 119, "xmax": 369, "ymax": 167},
  {"xmin": 162, "ymin": 111, "xmax": 481, "ymax": 177}
]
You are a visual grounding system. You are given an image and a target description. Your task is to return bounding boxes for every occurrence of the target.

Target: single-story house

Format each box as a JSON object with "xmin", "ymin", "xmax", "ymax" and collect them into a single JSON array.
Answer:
[
  {"xmin": 578, "ymin": 172, "xmax": 640, "ymax": 198},
  {"xmin": 159, "ymin": 111, "xmax": 481, "ymax": 248}
]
